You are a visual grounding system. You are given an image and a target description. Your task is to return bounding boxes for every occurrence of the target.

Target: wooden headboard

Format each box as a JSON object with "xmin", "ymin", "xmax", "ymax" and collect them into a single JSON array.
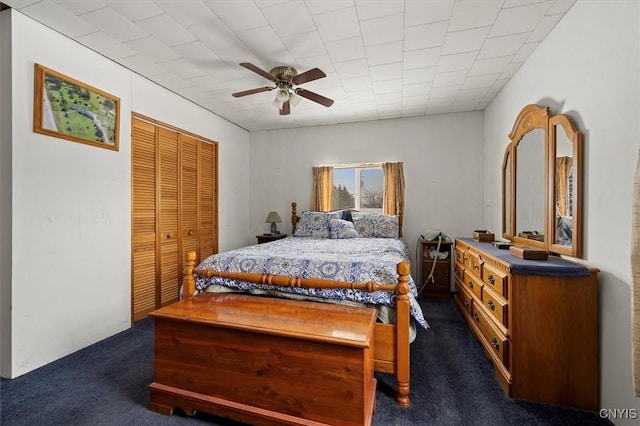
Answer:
[{"xmin": 290, "ymin": 201, "xmax": 403, "ymax": 237}]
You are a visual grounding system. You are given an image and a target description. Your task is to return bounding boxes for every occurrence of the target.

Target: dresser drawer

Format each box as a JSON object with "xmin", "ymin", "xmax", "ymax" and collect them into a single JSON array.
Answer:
[
  {"xmin": 464, "ymin": 250, "xmax": 483, "ymax": 278},
  {"xmin": 482, "ymin": 263, "xmax": 508, "ymax": 298},
  {"xmin": 455, "ymin": 280, "xmax": 474, "ymax": 316},
  {"xmin": 481, "ymin": 289, "xmax": 508, "ymax": 328},
  {"xmin": 463, "ymin": 269, "xmax": 483, "ymax": 300},
  {"xmin": 455, "ymin": 246, "xmax": 466, "ymax": 265},
  {"xmin": 454, "ymin": 263, "xmax": 465, "ymax": 283},
  {"xmin": 472, "ymin": 305, "xmax": 509, "ymax": 369}
]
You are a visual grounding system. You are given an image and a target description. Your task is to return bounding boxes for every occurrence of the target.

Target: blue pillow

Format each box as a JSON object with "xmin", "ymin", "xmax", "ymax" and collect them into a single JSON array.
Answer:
[
  {"xmin": 351, "ymin": 212, "xmax": 399, "ymax": 238},
  {"xmin": 329, "ymin": 219, "xmax": 359, "ymax": 239},
  {"xmin": 293, "ymin": 211, "xmax": 341, "ymax": 238}
]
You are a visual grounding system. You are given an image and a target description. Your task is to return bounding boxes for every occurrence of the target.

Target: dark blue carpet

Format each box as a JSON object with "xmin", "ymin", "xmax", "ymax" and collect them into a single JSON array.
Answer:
[{"xmin": 0, "ymin": 299, "xmax": 611, "ymax": 425}]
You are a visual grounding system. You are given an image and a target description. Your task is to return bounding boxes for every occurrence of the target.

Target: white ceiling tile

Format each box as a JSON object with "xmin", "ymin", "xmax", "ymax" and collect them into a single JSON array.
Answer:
[
  {"xmin": 125, "ymin": 36, "xmax": 180, "ymax": 63},
  {"xmin": 261, "ymin": 1, "xmax": 317, "ymax": 37},
  {"xmin": 528, "ymin": 13, "xmax": 562, "ymax": 42},
  {"xmin": 513, "ymin": 42, "xmax": 540, "ymax": 62},
  {"xmin": 76, "ymin": 31, "xmax": 138, "ymax": 60},
  {"xmin": 237, "ymin": 26, "xmax": 287, "ymax": 55},
  {"xmin": 347, "ymin": 90, "xmax": 375, "ymax": 103},
  {"xmin": 402, "ymin": 82, "xmax": 432, "ymax": 96},
  {"xmin": 403, "ymin": 67, "xmax": 436, "ymax": 85},
  {"xmin": 478, "ymin": 33, "xmax": 530, "ymax": 59},
  {"xmin": 547, "ymin": 0, "xmax": 576, "ymax": 15},
  {"xmin": 119, "ymin": 54, "xmax": 168, "ymax": 77},
  {"xmin": 282, "ymin": 31, "xmax": 327, "ymax": 59},
  {"xmin": 372, "ymin": 79, "xmax": 403, "ymax": 94},
  {"xmin": 150, "ymin": 72, "xmax": 190, "ymax": 90},
  {"xmin": 360, "ymin": 13, "xmax": 403, "ymax": 46},
  {"xmin": 405, "ymin": 0, "xmax": 454, "ymax": 27},
  {"xmin": 403, "ymin": 47, "xmax": 441, "ymax": 70},
  {"xmin": 451, "ymin": 99, "xmax": 479, "ymax": 112},
  {"xmin": 442, "ymin": 26, "xmax": 491, "ymax": 55},
  {"xmin": 154, "ymin": 1, "xmax": 217, "ymax": 26},
  {"xmin": 172, "ymin": 41, "xmax": 220, "ymax": 65},
  {"xmin": 205, "ymin": 0, "xmax": 268, "ymax": 32},
  {"xmin": 104, "ymin": 1, "xmax": 163, "ymax": 22},
  {"xmin": 458, "ymin": 87, "xmax": 491, "ymax": 100},
  {"xmin": 188, "ymin": 19, "xmax": 242, "ymax": 51},
  {"xmin": 433, "ymin": 70, "xmax": 468, "ymax": 87},
  {"xmin": 404, "ymin": 21, "xmax": 448, "ymax": 51},
  {"xmin": 305, "ymin": 0, "xmax": 355, "ymax": 15},
  {"xmin": 312, "ymin": 6, "xmax": 360, "ymax": 42},
  {"xmin": 462, "ymin": 74, "xmax": 500, "ymax": 89},
  {"xmin": 489, "ymin": 2, "xmax": 551, "ymax": 37},
  {"xmin": 20, "ymin": 1, "xmax": 97, "ymax": 38},
  {"xmin": 369, "ymin": 62, "xmax": 403, "ymax": 82},
  {"xmin": 159, "ymin": 58, "xmax": 206, "ymax": 80},
  {"xmin": 355, "ymin": 0, "xmax": 403, "ymax": 21},
  {"xmin": 500, "ymin": 63, "xmax": 523, "ymax": 79},
  {"xmin": 366, "ymin": 41, "xmax": 403, "ymax": 66},
  {"xmin": 325, "ymin": 37, "xmax": 365, "ymax": 63},
  {"xmin": 184, "ymin": 74, "xmax": 225, "ymax": 92},
  {"xmin": 430, "ymin": 86, "xmax": 460, "ymax": 98},
  {"xmin": 333, "ymin": 58, "xmax": 369, "ymax": 79},
  {"xmin": 468, "ymin": 56, "xmax": 512, "ymax": 76},
  {"xmin": 81, "ymin": 6, "xmax": 148, "ymax": 42},
  {"xmin": 55, "ymin": 0, "xmax": 107, "ymax": 15},
  {"xmin": 341, "ymin": 75, "xmax": 373, "ymax": 92},
  {"xmin": 136, "ymin": 13, "xmax": 197, "ymax": 47},
  {"xmin": 448, "ymin": 0, "xmax": 502, "ymax": 32},
  {"xmin": 437, "ymin": 52, "xmax": 478, "ymax": 73}
]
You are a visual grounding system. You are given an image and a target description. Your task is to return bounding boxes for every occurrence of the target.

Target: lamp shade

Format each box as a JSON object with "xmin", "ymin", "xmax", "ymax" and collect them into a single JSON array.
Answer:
[{"xmin": 265, "ymin": 211, "xmax": 282, "ymax": 224}]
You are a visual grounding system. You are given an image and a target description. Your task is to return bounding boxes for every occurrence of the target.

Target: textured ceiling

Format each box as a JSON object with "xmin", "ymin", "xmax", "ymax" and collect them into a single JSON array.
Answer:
[{"xmin": 3, "ymin": 0, "xmax": 575, "ymax": 132}]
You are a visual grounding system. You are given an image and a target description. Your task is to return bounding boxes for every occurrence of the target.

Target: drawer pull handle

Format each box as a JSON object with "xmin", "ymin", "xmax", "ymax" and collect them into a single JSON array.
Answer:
[
  {"xmin": 166, "ymin": 234, "xmax": 171, "ymax": 239},
  {"xmin": 488, "ymin": 275, "xmax": 495, "ymax": 284},
  {"xmin": 473, "ymin": 313, "xmax": 479, "ymax": 322},
  {"xmin": 488, "ymin": 300, "xmax": 495, "ymax": 310},
  {"xmin": 468, "ymin": 280, "xmax": 474, "ymax": 289},
  {"xmin": 463, "ymin": 299, "xmax": 470, "ymax": 307},
  {"xmin": 474, "ymin": 264, "xmax": 480, "ymax": 270},
  {"xmin": 491, "ymin": 337, "xmax": 499, "ymax": 350}
]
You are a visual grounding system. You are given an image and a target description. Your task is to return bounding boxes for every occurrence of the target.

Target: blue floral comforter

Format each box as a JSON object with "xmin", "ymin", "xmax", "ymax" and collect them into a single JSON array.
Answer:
[{"xmin": 194, "ymin": 236, "xmax": 428, "ymax": 329}]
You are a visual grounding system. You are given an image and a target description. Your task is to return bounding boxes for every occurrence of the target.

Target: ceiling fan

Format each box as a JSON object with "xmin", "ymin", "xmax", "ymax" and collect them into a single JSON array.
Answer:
[{"xmin": 232, "ymin": 63, "xmax": 334, "ymax": 116}]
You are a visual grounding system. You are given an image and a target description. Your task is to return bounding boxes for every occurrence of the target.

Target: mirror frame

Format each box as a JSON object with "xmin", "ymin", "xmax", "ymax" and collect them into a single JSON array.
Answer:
[
  {"xmin": 502, "ymin": 104, "xmax": 584, "ymax": 258},
  {"xmin": 548, "ymin": 114, "xmax": 583, "ymax": 257}
]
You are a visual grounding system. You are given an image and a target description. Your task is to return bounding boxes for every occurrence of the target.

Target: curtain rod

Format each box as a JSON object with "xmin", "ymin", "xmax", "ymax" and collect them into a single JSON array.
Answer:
[{"xmin": 319, "ymin": 162, "xmax": 383, "ymax": 169}]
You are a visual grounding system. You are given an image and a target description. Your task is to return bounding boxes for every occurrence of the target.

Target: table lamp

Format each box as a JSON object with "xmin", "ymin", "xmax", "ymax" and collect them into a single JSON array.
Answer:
[{"xmin": 265, "ymin": 211, "xmax": 282, "ymax": 234}]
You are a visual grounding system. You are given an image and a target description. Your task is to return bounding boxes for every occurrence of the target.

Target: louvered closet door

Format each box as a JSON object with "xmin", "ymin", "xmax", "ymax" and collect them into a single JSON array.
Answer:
[
  {"xmin": 158, "ymin": 128, "xmax": 180, "ymax": 306},
  {"xmin": 199, "ymin": 141, "xmax": 217, "ymax": 260},
  {"xmin": 131, "ymin": 119, "xmax": 157, "ymax": 321},
  {"xmin": 180, "ymin": 135, "xmax": 199, "ymax": 265}
]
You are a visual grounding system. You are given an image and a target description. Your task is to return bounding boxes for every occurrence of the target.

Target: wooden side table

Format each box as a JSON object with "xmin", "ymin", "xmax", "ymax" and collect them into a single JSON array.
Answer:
[{"xmin": 256, "ymin": 233, "xmax": 287, "ymax": 244}]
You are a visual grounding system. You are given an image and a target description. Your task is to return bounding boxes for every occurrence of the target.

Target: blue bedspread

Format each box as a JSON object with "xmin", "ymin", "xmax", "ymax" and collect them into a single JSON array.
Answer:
[{"xmin": 195, "ymin": 236, "xmax": 428, "ymax": 329}]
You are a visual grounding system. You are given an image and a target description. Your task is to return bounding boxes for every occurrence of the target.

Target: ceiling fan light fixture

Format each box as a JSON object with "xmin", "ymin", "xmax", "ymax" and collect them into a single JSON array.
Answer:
[
  {"xmin": 289, "ymin": 91, "xmax": 301, "ymax": 107},
  {"xmin": 273, "ymin": 88, "xmax": 289, "ymax": 109}
]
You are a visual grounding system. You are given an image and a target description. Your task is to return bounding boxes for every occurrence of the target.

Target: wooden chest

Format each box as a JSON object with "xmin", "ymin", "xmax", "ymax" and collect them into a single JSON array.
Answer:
[{"xmin": 149, "ymin": 293, "xmax": 378, "ymax": 426}]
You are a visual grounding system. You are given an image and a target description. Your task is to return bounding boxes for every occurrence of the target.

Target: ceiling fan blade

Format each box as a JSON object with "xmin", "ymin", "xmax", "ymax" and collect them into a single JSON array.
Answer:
[
  {"xmin": 292, "ymin": 68, "xmax": 326, "ymax": 85},
  {"xmin": 279, "ymin": 101, "xmax": 291, "ymax": 115},
  {"xmin": 295, "ymin": 89, "xmax": 334, "ymax": 107},
  {"xmin": 232, "ymin": 86, "xmax": 274, "ymax": 97},
  {"xmin": 239, "ymin": 62, "xmax": 277, "ymax": 82}
]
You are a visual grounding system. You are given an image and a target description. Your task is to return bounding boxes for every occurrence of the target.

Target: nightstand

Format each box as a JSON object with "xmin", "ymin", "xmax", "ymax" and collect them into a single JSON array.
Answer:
[
  {"xmin": 419, "ymin": 239, "xmax": 452, "ymax": 298},
  {"xmin": 256, "ymin": 234, "xmax": 287, "ymax": 244}
]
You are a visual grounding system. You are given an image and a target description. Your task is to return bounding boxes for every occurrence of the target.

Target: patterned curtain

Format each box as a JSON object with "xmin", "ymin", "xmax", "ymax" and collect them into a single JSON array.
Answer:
[
  {"xmin": 556, "ymin": 156, "xmax": 573, "ymax": 216},
  {"xmin": 382, "ymin": 162, "xmax": 405, "ymax": 215},
  {"xmin": 632, "ymin": 153, "xmax": 640, "ymax": 396},
  {"xmin": 311, "ymin": 166, "xmax": 333, "ymax": 212}
]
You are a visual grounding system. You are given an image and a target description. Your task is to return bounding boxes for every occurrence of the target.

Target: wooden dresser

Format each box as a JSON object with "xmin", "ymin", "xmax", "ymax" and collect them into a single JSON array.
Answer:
[
  {"xmin": 149, "ymin": 293, "xmax": 377, "ymax": 426},
  {"xmin": 453, "ymin": 238, "xmax": 599, "ymax": 410}
]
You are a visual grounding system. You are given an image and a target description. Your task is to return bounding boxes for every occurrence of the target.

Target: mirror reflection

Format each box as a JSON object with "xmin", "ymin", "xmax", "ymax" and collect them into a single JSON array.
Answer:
[
  {"xmin": 554, "ymin": 125, "xmax": 574, "ymax": 246},
  {"xmin": 515, "ymin": 128, "xmax": 545, "ymax": 242},
  {"xmin": 502, "ymin": 147, "xmax": 511, "ymax": 237}
]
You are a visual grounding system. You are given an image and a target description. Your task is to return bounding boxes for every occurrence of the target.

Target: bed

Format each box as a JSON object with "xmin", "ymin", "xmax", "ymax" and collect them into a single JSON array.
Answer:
[{"xmin": 180, "ymin": 202, "xmax": 428, "ymax": 407}]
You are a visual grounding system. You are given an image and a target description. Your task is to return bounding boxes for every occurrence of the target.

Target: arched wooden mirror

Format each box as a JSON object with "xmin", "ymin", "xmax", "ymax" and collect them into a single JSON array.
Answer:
[{"xmin": 502, "ymin": 104, "xmax": 584, "ymax": 257}]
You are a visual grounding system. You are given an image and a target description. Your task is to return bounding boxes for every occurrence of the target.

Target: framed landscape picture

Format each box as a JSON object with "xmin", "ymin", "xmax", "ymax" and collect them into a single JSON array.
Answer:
[{"xmin": 33, "ymin": 64, "xmax": 120, "ymax": 151}]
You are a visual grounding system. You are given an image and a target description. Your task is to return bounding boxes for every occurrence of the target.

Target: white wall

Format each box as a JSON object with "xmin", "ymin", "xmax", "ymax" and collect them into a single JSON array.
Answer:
[
  {"xmin": 484, "ymin": 1, "xmax": 640, "ymax": 423},
  {"xmin": 2, "ymin": 10, "xmax": 250, "ymax": 378},
  {"xmin": 249, "ymin": 112, "xmax": 485, "ymax": 275}
]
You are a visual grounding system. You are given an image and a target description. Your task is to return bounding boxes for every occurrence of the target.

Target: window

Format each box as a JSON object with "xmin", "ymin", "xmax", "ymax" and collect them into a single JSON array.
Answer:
[{"xmin": 332, "ymin": 165, "xmax": 384, "ymax": 212}]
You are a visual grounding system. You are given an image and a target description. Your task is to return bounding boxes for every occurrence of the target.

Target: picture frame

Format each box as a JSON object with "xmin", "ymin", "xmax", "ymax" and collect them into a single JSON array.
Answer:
[{"xmin": 33, "ymin": 64, "xmax": 120, "ymax": 151}]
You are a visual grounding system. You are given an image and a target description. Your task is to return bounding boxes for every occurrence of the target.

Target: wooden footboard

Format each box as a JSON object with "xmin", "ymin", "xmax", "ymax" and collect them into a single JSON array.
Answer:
[{"xmin": 181, "ymin": 251, "xmax": 412, "ymax": 407}]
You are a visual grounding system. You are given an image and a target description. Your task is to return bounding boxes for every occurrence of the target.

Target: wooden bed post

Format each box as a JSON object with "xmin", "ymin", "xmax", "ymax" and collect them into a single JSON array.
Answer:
[
  {"xmin": 396, "ymin": 260, "xmax": 411, "ymax": 407},
  {"xmin": 291, "ymin": 202, "xmax": 298, "ymax": 233},
  {"xmin": 397, "ymin": 201, "xmax": 404, "ymax": 237},
  {"xmin": 183, "ymin": 251, "xmax": 197, "ymax": 299}
]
